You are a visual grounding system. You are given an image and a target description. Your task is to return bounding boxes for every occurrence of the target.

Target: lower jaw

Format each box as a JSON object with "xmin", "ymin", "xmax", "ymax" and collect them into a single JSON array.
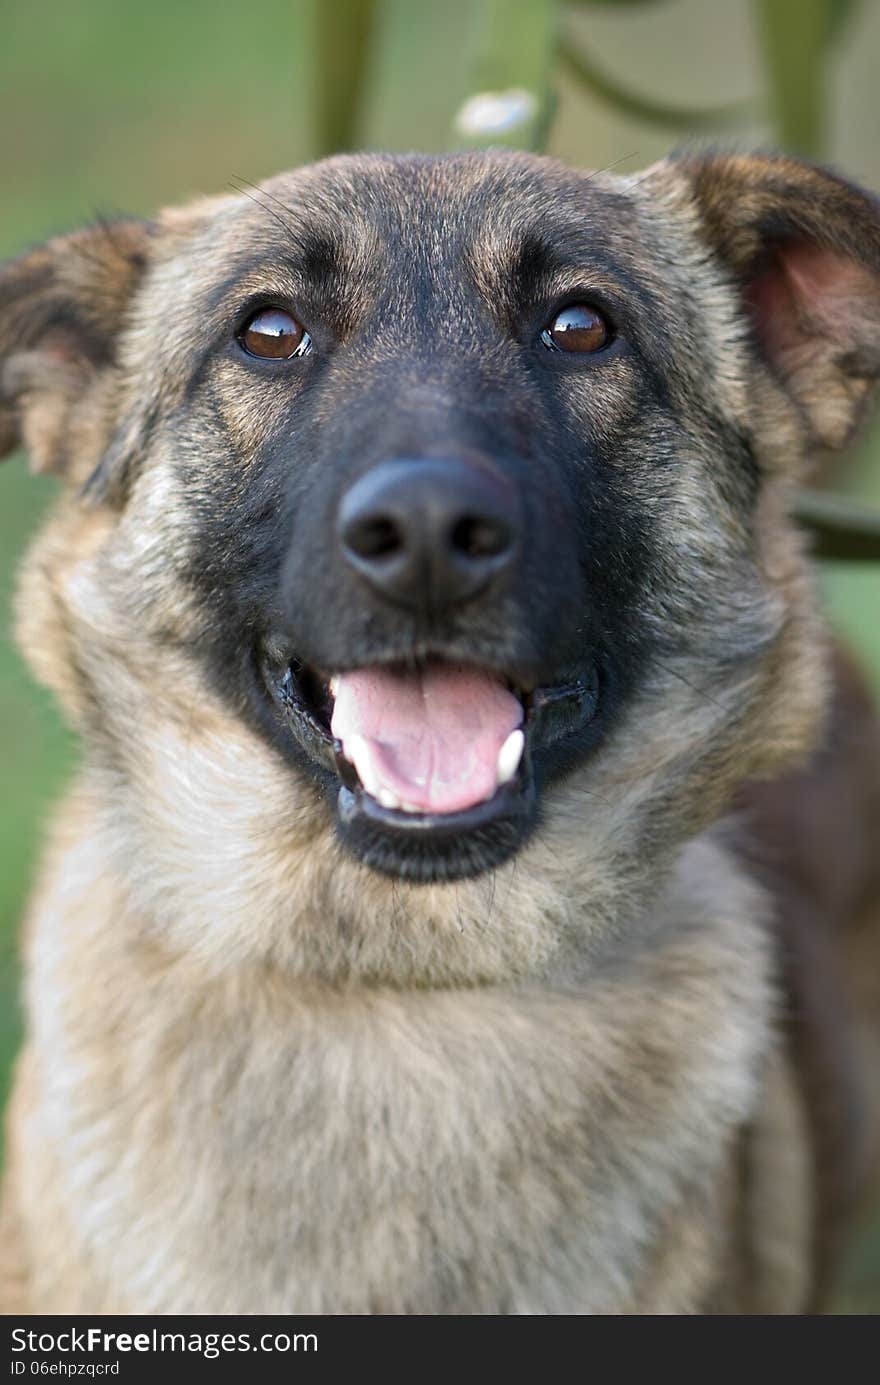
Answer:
[{"xmin": 335, "ymin": 757, "xmax": 538, "ymax": 883}]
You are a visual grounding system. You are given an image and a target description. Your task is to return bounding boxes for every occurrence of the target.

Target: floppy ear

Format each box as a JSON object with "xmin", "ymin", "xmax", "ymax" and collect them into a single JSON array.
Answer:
[
  {"xmin": 0, "ymin": 218, "xmax": 152, "ymax": 478},
  {"xmin": 673, "ymin": 153, "xmax": 880, "ymax": 451}
]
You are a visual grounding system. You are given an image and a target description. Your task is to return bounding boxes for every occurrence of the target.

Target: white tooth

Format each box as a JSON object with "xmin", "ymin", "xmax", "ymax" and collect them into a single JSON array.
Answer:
[
  {"xmin": 346, "ymin": 735, "xmax": 380, "ymax": 798},
  {"xmin": 378, "ymin": 788, "xmax": 401, "ymax": 810},
  {"xmin": 329, "ymin": 675, "xmax": 339, "ymax": 697},
  {"xmin": 496, "ymin": 728, "xmax": 524, "ymax": 785},
  {"xmin": 400, "ymin": 800, "xmax": 422, "ymax": 814}
]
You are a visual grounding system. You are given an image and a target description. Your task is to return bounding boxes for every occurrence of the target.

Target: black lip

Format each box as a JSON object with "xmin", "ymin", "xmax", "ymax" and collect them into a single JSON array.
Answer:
[
  {"xmin": 263, "ymin": 652, "xmax": 600, "ymax": 883},
  {"xmin": 337, "ymin": 752, "xmax": 537, "ymax": 882}
]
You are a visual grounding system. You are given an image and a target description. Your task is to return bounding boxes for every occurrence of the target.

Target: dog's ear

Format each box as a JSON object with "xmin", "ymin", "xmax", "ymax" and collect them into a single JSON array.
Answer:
[
  {"xmin": 671, "ymin": 153, "xmax": 880, "ymax": 451},
  {"xmin": 0, "ymin": 218, "xmax": 153, "ymax": 478}
]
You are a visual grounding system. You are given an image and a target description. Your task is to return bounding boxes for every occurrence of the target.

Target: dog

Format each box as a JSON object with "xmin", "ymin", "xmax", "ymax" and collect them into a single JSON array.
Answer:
[{"xmin": 1, "ymin": 149, "xmax": 879, "ymax": 1314}]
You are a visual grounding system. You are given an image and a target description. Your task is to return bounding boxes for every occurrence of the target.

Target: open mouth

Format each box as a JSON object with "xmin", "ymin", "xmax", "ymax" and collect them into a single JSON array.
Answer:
[{"xmin": 264, "ymin": 652, "xmax": 600, "ymax": 881}]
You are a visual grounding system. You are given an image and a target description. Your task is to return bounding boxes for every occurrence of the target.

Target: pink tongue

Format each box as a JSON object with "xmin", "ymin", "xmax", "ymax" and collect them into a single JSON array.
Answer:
[{"xmin": 331, "ymin": 664, "xmax": 522, "ymax": 814}]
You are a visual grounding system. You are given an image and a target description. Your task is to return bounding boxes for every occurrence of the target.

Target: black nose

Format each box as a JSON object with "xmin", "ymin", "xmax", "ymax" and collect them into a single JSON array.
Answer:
[{"xmin": 337, "ymin": 458, "xmax": 519, "ymax": 613}]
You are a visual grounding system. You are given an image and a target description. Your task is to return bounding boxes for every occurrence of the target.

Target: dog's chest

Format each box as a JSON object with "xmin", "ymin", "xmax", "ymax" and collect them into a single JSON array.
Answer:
[{"xmin": 35, "ymin": 957, "xmax": 762, "ymax": 1314}]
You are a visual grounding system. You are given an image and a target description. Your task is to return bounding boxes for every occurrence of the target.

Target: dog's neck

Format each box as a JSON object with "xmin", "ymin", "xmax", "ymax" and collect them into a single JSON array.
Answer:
[{"xmin": 21, "ymin": 780, "xmax": 775, "ymax": 1311}]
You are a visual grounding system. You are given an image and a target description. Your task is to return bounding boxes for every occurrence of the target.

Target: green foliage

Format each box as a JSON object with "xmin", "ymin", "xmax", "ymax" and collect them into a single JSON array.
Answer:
[
  {"xmin": 565, "ymin": 0, "xmax": 662, "ymax": 8},
  {"xmin": 557, "ymin": 34, "xmax": 750, "ymax": 132},
  {"xmin": 753, "ymin": 0, "xmax": 831, "ymax": 154},
  {"xmin": 352, "ymin": 0, "xmax": 862, "ymax": 160},
  {"xmin": 311, "ymin": 0, "xmax": 380, "ymax": 156},
  {"xmin": 451, "ymin": 0, "xmax": 557, "ymax": 150}
]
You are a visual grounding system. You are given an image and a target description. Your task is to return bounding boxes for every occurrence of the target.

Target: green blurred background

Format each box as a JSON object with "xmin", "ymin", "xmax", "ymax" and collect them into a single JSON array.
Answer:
[{"xmin": 1, "ymin": 0, "xmax": 879, "ymax": 1310}]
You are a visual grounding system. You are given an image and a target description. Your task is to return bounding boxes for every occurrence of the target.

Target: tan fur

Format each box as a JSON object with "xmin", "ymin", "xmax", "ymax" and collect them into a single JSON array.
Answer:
[{"xmin": 1, "ymin": 150, "xmax": 879, "ymax": 1314}]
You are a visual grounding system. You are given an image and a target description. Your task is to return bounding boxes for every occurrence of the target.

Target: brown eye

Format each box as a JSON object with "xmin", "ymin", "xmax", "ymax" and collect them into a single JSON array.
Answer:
[
  {"xmin": 542, "ymin": 303, "xmax": 609, "ymax": 354},
  {"xmin": 239, "ymin": 307, "xmax": 311, "ymax": 360}
]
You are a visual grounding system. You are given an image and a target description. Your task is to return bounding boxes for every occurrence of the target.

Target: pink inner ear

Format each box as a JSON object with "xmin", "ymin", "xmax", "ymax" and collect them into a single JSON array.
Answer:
[{"xmin": 745, "ymin": 240, "xmax": 871, "ymax": 365}]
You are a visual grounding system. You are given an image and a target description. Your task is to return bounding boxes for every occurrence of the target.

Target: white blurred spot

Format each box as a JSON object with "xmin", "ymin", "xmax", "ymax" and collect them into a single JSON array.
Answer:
[{"xmin": 454, "ymin": 88, "xmax": 538, "ymax": 138}]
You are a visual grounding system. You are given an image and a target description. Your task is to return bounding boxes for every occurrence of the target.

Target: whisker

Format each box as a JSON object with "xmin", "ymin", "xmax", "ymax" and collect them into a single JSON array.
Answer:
[
  {"xmin": 584, "ymin": 152, "xmax": 640, "ymax": 181},
  {"xmin": 500, "ymin": 855, "xmax": 519, "ymax": 921},
  {"xmin": 228, "ymin": 176, "xmax": 300, "ymax": 240},
  {"xmin": 623, "ymin": 171, "xmax": 662, "ymax": 191},
  {"xmin": 485, "ymin": 867, "xmax": 497, "ymax": 933},
  {"xmin": 652, "ymin": 656, "xmax": 730, "ymax": 714},
  {"xmin": 230, "ymin": 175, "xmax": 306, "ymax": 241},
  {"xmin": 237, "ymin": 178, "xmax": 303, "ymax": 230}
]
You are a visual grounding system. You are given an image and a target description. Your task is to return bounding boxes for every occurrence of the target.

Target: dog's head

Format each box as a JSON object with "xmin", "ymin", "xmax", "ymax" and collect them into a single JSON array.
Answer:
[{"xmin": 3, "ymin": 152, "xmax": 880, "ymax": 974}]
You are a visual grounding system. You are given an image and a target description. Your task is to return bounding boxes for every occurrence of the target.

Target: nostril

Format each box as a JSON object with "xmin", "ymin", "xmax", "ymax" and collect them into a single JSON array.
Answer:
[
  {"xmin": 449, "ymin": 515, "xmax": 511, "ymax": 560},
  {"xmin": 345, "ymin": 515, "xmax": 404, "ymax": 560},
  {"xmin": 337, "ymin": 458, "xmax": 520, "ymax": 610}
]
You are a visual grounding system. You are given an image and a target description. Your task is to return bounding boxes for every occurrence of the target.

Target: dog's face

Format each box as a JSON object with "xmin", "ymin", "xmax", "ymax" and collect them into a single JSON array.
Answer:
[
  {"xmin": 3, "ymin": 152, "xmax": 880, "ymax": 969},
  {"xmin": 143, "ymin": 157, "xmax": 664, "ymax": 882}
]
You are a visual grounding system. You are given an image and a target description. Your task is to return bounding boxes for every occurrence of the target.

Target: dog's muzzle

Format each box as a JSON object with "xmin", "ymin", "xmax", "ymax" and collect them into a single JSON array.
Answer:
[{"xmin": 261, "ymin": 455, "xmax": 603, "ymax": 881}]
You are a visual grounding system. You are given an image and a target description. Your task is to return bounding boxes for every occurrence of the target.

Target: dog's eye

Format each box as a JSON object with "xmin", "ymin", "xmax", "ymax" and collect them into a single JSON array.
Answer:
[
  {"xmin": 239, "ymin": 307, "xmax": 312, "ymax": 360},
  {"xmin": 541, "ymin": 304, "xmax": 609, "ymax": 354}
]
